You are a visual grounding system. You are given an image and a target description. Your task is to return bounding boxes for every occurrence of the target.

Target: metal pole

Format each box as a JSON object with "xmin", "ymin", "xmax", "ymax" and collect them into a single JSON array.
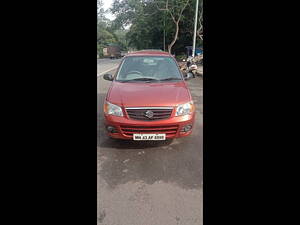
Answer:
[
  {"xmin": 163, "ymin": 11, "xmax": 166, "ymax": 51},
  {"xmin": 192, "ymin": 0, "xmax": 199, "ymax": 57}
]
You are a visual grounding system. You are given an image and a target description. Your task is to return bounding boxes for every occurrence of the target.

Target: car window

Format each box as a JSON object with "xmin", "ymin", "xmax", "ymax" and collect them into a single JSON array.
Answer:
[{"xmin": 116, "ymin": 56, "xmax": 182, "ymax": 82}]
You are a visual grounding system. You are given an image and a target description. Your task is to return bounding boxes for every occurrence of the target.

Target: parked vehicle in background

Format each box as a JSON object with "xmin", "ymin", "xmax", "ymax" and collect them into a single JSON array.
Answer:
[
  {"xmin": 102, "ymin": 50, "xmax": 195, "ymax": 141},
  {"xmin": 103, "ymin": 45, "xmax": 121, "ymax": 59},
  {"xmin": 187, "ymin": 59, "xmax": 198, "ymax": 78},
  {"xmin": 179, "ymin": 54, "xmax": 203, "ymax": 78}
]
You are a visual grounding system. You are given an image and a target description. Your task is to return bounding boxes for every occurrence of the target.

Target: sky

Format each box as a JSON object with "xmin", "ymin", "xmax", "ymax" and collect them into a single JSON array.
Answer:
[
  {"xmin": 102, "ymin": 0, "xmax": 130, "ymax": 30},
  {"xmin": 103, "ymin": 0, "xmax": 115, "ymax": 20}
]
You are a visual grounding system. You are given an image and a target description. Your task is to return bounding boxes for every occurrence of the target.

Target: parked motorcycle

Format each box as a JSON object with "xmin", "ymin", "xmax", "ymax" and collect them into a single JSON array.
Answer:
[
  {"xmin": 186, "ymin": 59, "xmax": 198, "ymax": 78},
  {"xmin": 180, "ymin": 57, "xmax": 202, "ymax": 78}
]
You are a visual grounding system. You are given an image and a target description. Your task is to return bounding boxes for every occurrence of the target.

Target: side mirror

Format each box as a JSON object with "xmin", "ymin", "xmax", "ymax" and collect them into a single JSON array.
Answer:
[
  {"xmin": 184, "ymin": 72, "xmax": 194, "ymax": 80},
  {"xmin": 103, "ymin": 74, "xmax": 114, "ymax": 81}
]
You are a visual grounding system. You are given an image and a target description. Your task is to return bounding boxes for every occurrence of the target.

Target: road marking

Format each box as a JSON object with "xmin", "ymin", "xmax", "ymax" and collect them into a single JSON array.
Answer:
[{"xmin": 97, "ymin": 66, "xmax": 119, "ymax": 78}]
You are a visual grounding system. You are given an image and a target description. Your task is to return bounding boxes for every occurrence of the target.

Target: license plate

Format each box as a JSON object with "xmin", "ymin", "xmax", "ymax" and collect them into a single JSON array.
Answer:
[{"xmin": 133, "ymin": 134, "xmax": 166, "ymax": 141}]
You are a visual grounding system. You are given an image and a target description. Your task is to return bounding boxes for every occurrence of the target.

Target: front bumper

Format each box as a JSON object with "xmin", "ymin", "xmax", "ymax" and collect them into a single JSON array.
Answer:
[{"xmin": 104, "ymin": 113, "xmax": 195, "ymax": 140}]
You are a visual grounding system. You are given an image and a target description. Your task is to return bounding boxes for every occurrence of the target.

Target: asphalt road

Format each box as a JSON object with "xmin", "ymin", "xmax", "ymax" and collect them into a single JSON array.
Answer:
[
  {"xmin": 97, "ymin": 58, "xmax": 122, "ymax": 76},
  {"xmin": 97, "ymin": 59, "xmax": 203, "ymax": 225}
]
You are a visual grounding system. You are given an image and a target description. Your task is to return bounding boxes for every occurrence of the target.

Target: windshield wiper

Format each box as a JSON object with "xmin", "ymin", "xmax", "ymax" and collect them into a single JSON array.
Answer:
[
  {"xmin": 121, "ymin": 78, "xmax": 159, "ymax": 82},
  {"xmin": 159, "ymin": 77, "xmax": 182, "ymax": 81}
]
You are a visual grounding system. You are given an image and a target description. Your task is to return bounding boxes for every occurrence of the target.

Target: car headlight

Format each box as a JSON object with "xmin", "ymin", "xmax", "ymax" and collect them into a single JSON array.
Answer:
[
  {"xmin": 104, "ymin": 101, "xmax": 123, "ymax": 117},
  {"xmin": 175, "ymin": 101, "xmax": 195, "ymax": 116}
]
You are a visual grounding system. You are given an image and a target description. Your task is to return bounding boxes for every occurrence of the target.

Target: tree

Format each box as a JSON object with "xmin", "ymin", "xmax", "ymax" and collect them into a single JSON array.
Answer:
[
  {"xmin": 156, "ymin": 0, "xmax": 190, "ymax": 54},
  {"xmin": 97, "ymin": 0, "xmax": 129, "ymax": 56},
  {"xmin": 179, "ymin": 0, "xmax": 203, "ymax": 44},
  {"xmin": 110, "ymin": 0, "xmax": 201, "ymax": 54},
  {"xmin": 111, "ymin": 0, "xmax": 163, "ymax": 50},
  {"xmin": 196, "ymin": 0, "xmax": 203, "ymax": 40},
  {"xmin": 97, "ymin": 0, "xmax": 107, "ymax": 25}
]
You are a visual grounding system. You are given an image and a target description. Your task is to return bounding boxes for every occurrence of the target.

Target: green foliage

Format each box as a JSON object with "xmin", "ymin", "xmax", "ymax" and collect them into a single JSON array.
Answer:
[
  {"xmin": 98, "ymin": 0, "xmax": 203, "ymax": 56},
  {"xmin": 97, "ymin": 0, "xmax": 129, "ymax": 56},
  {"xmin": 110, "ymin": 0, "xmax": 203, "ymax": 55},
  {"xmin": 97, "ymin": 43, "xmax": 104, "ymax": 57}
]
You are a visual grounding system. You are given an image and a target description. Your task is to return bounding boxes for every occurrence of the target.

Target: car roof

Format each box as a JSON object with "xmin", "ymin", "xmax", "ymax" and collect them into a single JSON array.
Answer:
[{"xmin": 126, "ymin": 50, "xmax": 171, "ymax": 57}]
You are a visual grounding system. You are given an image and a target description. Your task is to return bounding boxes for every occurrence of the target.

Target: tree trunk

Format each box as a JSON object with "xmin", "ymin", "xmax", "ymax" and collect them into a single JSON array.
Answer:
[
  {"xmin": 156, "ymin": 0, "xmax": 189, "ymax": 54},
  {"xmin": 168, "ymin": 22, "xmax": 179, "ymax": 54},
  {"xmin": 197, "ymin": 23, "xmax": 203, "ymax": 40}
]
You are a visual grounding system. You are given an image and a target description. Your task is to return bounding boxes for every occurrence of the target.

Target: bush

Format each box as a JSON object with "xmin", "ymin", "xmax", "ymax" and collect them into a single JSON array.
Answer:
[{"xmin": 97, "ymin": 43, "xmax": 104, "ymax": 58}]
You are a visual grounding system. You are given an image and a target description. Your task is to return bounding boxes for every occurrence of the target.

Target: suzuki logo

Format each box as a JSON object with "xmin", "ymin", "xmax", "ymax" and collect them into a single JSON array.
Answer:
[{"xmin": 144, "ymin": 110, "xmax": 154, "ymax": 118}]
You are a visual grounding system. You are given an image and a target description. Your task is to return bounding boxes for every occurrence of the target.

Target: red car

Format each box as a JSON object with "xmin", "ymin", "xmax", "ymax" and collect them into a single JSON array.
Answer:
[{"xmin": 103, "ymin": 50, "xmax": 195, "ymax": 141}]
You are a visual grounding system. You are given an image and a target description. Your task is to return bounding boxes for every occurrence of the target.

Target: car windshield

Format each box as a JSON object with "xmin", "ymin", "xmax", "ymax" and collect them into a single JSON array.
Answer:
[{"xmin": 115, "ymin": 56, "xmax": 183, "ymax": 82}]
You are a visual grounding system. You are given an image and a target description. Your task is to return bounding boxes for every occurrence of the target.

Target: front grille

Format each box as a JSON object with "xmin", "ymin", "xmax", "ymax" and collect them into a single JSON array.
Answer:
[
  {"xmin": 125, "ymin": 107, "xmax": 173, "ymax": 121},
  {"xmin": 120, "ymin": 125, "xmax": 179, "ymax": 137}
]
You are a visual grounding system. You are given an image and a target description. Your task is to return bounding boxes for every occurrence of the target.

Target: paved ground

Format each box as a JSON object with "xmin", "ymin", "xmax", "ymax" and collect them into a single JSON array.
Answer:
[
  {"xmin": 97, "ymin": 58, "xmax": 122, "ymax": 76},
  {"xmin": 97, "ymin": 59, "xmax": 203, "ymax": 225}
]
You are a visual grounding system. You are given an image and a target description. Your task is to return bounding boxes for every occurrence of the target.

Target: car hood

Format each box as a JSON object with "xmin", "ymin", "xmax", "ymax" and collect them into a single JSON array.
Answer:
[{"xmin": 107, "ymin": 81, "xmax": 191, "ymax": 107}]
